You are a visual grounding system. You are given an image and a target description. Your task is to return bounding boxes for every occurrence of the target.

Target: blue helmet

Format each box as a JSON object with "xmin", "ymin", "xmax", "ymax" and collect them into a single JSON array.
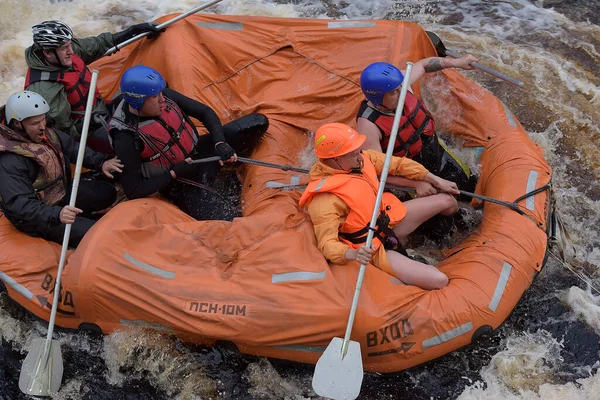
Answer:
[
  {"xmin": 120, "ymin": 65, "xmax": 166, "ymax": 110},
  {"xmin": 360, "ymin": 62, "xmax": 404, "ymax": 106}
]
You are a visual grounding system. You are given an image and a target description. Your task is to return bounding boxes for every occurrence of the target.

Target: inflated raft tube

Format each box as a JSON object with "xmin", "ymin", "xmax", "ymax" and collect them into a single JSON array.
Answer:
[{"xmin": 0, "ymin": 14, "xmax": 552, "ymax": 373}]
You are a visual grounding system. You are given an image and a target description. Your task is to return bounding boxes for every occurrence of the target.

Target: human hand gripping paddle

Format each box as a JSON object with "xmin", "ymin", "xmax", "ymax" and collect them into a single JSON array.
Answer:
[
  {"xmin": 310, "ymin": 62, "xmax": 416, "ymax": 400},
  {"xmin": 104, "ymin": 0, "xmax": 224, "ymax": 56},
  {"xmin": 425, "ymin": 31, "xmax": 524, "ymax": 88},
  {"xmin": 18, "ymin": 70, "xmax": 100, "ymax": 397}
]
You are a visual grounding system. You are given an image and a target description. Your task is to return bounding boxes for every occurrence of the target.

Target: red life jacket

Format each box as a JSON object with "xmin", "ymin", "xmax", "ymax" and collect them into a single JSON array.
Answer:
[
  {"xmin": 356, "ymin": 92, "xmax": 435, "ymax": 158},
  {"xmin": 109, "ymin": 98, "xmax": 199, "ymax": 178},
  {"xmin": 24, "ymin": 54, "xmax": 100, "ymax": 119},
  {"xmin": 299, "ymin": 154, "xmax": 407, "ymax": 252}
]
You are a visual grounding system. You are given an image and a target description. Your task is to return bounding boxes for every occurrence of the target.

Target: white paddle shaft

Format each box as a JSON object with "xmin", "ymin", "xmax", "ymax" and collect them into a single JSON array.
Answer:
[
  {"xmin": 340, "ymin": 62, "xmax": 415, "ymax": 357},
  {"xmin": 104, "ymin": 0, "xmax": 223, "ymax": 56},
  {"xmin": 40, "ymin": 70, "xmax": 99, "ymax": 372}
]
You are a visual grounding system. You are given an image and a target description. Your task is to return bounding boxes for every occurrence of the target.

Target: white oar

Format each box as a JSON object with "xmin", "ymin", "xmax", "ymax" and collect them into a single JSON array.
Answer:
[
  {"xmin": 104, "ymin": 0, "xmax": 223, "ymax": 56},
  {"xmin": 18, "ymin": 70, "xmax": 100, "ymax": 397},
  {"xmin": 311, "ymin": 62, "xmax": 415, "ymax": 400}
]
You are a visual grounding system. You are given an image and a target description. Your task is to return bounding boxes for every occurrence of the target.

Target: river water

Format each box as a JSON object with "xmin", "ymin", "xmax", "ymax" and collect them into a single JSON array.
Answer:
[{"xmin": 1, "ymin": 0, "xmax": 599, "ymax": 399}]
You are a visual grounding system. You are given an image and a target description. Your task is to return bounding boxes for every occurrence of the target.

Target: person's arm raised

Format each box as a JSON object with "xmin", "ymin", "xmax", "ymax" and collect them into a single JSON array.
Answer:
[{"xmin": 404, "ymin": 54, "xmax": 479, "ymax": 85}]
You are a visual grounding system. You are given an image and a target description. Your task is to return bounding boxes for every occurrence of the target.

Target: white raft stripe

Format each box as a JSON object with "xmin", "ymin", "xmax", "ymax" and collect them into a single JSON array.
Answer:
[
  {"xmin": 422, "ymin": 322, "xmax": 473, "ymax": 350},
  {"xmin": 265, "ymin": 175, "xmax": 306, "ymax": 190},
  {"xmin": 197, "ymin": 22, "xmax": 243, "ymax": 30},
  {"xmin": 272, "ymin": 271, "xmax": 326, "ymax": 284},
  {"xmin": 124, "ymin": 253, "xmax": 175, "ymax": 279},
  {"xmin": 489, "ymin": 262, "xmax": 512, "ymax": 312},
  {"xmin": 273, "ymin": 344, "xmax": 326, "ymax": 353},
  {"xmin": 328, "ymin": 21, "xmax": 376, "ymax": 28},
  {"xmin": 501, "ymin": 102, "xmax": 517, "ymax": 127},
  {"xmin": 0, "ymin": 271, "xmax": 34, "ymax": 300},
  {"xmin": 265, "ymin": 181, "xmax": 307, "ymax": 190},
  {"xmin": 120, "ymin": 319, "xmax": 173, "ymax": 332},
  {"xmin": 526, "ymin": 170, "xmax": 539, "ymax": 211}
]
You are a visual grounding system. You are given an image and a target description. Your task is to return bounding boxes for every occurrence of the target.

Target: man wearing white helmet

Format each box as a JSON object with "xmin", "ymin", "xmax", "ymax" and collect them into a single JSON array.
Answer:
[
  {"xmin": 0, "ymin": 91, "xmax": 123, "ymax": 247},
  {"xmin": 23, "ymin": 19, "xmax": 163, "ymax": 153}
]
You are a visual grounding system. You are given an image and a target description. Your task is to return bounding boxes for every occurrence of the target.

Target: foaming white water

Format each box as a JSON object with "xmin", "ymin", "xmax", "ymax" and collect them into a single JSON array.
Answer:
[
  {"xmin": 458, "ymin": 330, "xmax": 600, "ymax": 400},
  {"xmin": 0, "ymin": 294, "xmax": 99, "ymax": 357},
  {"xmin": 219, "ymin": 0, "xmax": 301, "ymax": 17},
  {"xmin": 103, "ymin": 327, "xmax": 218, "ymax": 398},
  {"xmin": 1, "ymin": 1, "xmax": 599, "ymax": 399},
  {"xmin": 563, "ymin": 287, "xmax": 600, "ymax": 335},
  {"xmin": 433, "ymin": 0, "xmax": 597, "ymax": 40}
]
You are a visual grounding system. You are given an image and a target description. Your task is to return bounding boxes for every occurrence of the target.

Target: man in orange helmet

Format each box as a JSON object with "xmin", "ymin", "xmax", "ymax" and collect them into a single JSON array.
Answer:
[{"xmin": 299, "ymin": 122, "xmax": 459, "ymax": 290}]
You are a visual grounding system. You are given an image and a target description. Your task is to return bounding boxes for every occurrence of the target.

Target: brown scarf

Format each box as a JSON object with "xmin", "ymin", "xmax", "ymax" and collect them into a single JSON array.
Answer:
[{"xmin": 0, "ymin": 107, "xmax": 67, "ymax": 205}]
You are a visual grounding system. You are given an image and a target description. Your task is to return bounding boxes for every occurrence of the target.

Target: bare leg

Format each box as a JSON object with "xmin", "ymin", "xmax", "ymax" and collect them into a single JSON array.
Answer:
[
  {"xmin": 393, "ymin": 193, "xmax": 458, "ymax": 238},
  {"xmin": 387, "ymin": 250, "xmax": 448, "ymax": 290}
]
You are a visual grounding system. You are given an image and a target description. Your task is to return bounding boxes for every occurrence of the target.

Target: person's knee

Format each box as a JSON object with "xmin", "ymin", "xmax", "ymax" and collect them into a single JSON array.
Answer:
[
  {"xmin": 243, "ymin": 113, "xmax": 269, "ymax": 136},
  {"xmin": 68, "ymin": 217, "xmax": 96, "ymax": 247},
  {"xmin": 439, "ymin": 193, "xmax": 458, "ymax": 216},
  {"xmin": 430, "ymin": 272, "xmax": 449, "ymax": 289},
  {"xmin": 229, "ymin": 113, "xmax": 269, "ymax": 135},
  {"xmin": 251, "ymin": 113, "xmax": 269, "ymax": 132},
  {"xmin": 94, "ymin": 181, "xmax": 117, "ymax": 209}
]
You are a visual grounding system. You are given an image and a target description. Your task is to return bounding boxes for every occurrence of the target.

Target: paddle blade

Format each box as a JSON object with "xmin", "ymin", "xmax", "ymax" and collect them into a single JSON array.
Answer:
[
  {"xmin": 19, "ymin": 338, "xmax": 63, "ymax": 396},
  {"xmin": 312, "ymin": 337, "xmax": 363, "ymax": 400}
]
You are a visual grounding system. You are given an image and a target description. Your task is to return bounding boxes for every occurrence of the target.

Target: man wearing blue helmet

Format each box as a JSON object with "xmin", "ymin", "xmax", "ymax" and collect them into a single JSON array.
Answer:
[
  {"xmin": 108, "ymin": 65, "xmax": 269, "ymax": 222},
  {"xmin": 24, "ymin": 19, "xmax": 164, "ymax": 153},
  {"xmin": 357, "ymin": 54, "xmax": 478, "ymax": 197}
]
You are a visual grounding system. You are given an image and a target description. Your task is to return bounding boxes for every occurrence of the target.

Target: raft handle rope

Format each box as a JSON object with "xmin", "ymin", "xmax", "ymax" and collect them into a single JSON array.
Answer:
[{"xmin": 547, "ymin": 250, "xmax": 600, "ymax": 295}]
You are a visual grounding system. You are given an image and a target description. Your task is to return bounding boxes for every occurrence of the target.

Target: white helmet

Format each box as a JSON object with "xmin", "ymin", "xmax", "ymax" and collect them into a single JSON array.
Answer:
[
  {"xmin": 5, "ymin": 91, "xmax": 50, "ymax": 124},
  {"xmin": 32, "ymin": 20, "xmax": 73, "ymax": 49}
]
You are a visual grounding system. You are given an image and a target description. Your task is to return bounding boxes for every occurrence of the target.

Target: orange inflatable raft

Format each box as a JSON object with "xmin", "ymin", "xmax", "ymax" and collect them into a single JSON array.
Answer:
[{"xmin": 0, "ymin": 14, "xmax": 553, "ymax": 373}]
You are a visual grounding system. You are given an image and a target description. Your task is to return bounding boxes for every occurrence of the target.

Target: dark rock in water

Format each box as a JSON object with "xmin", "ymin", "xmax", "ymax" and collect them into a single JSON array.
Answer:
[
  {"xmin": 0, "ymin": 338, "xmax": 24, "ymax": 400},
  {"xmin": 439, "ymin": 11, "xmax": 465, "ymax": 25},
  {"xmin": 542, "ymin": 0, "xmax": 599, "ymax": 24}
]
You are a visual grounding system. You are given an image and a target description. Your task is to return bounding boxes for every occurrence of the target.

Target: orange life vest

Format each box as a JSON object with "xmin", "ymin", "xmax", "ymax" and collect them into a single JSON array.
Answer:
[
  {"xmin": 299, "ymin": 154, "xmax": 407, "ymax": 251},
  {"xmin": 356, "ymin": 92, "xmax": 435, "ymax": 158},
  {"xmin": 24, "ymin": 55, "xmax": 100, "ymax": 119},
  {"xmin": 109, "ymin": 97, "xmax": 199, "ymax": 178}
]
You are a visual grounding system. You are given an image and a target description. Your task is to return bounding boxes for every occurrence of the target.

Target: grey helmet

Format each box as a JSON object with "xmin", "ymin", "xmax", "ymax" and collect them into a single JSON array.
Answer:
[
  {"xmin": 5, "ymin": 91, "xmax": 50, "ymax": 124},
  {"xmin": 32, "ymin": 20, "xmax": 74, "ymax": 49}
]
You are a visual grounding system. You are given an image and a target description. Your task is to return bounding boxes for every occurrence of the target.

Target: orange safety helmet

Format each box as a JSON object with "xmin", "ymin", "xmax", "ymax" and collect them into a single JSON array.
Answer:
[{"xmin": 314, "ymin": 123, "xmax": 366, "ymax": 158}]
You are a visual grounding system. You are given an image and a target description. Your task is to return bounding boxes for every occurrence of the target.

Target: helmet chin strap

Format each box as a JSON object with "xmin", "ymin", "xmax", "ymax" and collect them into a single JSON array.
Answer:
[
  {"xmin": 53, "ymin": 49, "xmax": 67, "ymax": 68},
  {"xmin": 333, "ymin": 158, "xmax": 346, "ymax": 171},
  {"xmin": 43, "ymin": 48, "xmax": 67, "ymax": 68},
  {"xmin": 333, "ymin": 158, "xmax": 363, "ymax": 174},
  {"xmin": 373, "ymin": 102, "xmax": 395, "ymax": 114},
  {"xmin": 11, "ymin": 121, "xmax": 28, "ymax": 136}
]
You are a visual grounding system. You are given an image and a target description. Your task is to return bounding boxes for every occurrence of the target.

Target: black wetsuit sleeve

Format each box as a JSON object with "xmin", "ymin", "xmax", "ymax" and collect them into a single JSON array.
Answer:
[
  {"xmin": 56, "ymin": 129, "xmax": 108, "ymax": 171},
  {"xmin": 0, "ymin": 154, "xmax": 62, "ymax": 226},
  {"xmin": 163, "ymin": 88, "xmax": 226, "ymax": 144},
  {"xmin": 111, "ymin": 129, "xmax": 175, "ymax": 199}
]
